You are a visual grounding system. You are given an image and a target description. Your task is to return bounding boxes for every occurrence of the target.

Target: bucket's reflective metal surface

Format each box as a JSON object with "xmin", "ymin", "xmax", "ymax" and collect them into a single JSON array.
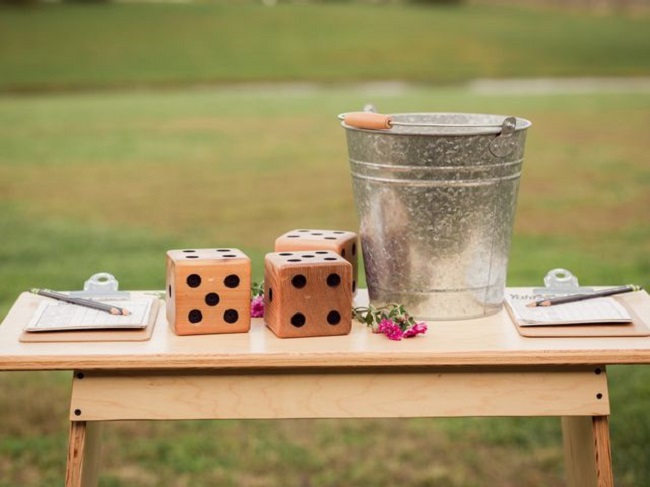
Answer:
[{"xmin": 342, "ymin": 112, "xmax": 532, "ymax": 320}]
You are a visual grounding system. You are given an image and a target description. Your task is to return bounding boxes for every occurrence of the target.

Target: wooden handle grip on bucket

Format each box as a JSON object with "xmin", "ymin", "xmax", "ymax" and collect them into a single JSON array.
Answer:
[{"xmin": 343, "ymin": 112, "xmax": 392, "ymax": 130}]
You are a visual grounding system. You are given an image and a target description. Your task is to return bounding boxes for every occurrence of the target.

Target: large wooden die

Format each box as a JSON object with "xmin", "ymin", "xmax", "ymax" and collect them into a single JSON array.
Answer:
[
  {"xmin": 264, "ymin": 251, "xmax": 352, "ymax": 338},
  {"xmin": 166, "ymin": 248, "xmax": 251, "ymax": 336},
  {"xmin": 275, "ymin": 229, "xmax": 359, "ymax": 294}
]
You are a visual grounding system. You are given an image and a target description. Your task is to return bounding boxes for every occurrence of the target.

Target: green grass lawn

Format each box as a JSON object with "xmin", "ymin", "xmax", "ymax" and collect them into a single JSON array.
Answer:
[
  {"xmin": 1, "ymin": 86, "xmax": 648, "ymax": 305},
  {"xmin": 0, "ymin": 1, "xmax": 649, "ymax": 91},
  {"xmin": 0, "ymin": 85, "xmax": 649, "ymax": 486}
]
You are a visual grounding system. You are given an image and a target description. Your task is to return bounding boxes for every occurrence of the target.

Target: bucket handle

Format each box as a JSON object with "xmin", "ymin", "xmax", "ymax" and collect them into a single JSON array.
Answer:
[
  {"xmin": 339, "ymin": 112, "xmax": 514, "ymax": 130},
  {"xmin": 339, "ymin": 112, "xmax": 518, "ymax": 158}
]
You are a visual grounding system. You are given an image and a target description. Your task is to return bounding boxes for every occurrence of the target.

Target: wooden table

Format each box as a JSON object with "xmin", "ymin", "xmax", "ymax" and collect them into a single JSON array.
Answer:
[{"xmin": 1, "ymin": 289, "xmax": 650, "ymax": 487}]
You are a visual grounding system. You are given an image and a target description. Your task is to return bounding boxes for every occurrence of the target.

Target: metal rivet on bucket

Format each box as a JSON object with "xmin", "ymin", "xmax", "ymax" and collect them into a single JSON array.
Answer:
[
  {"xmin": 489, "ymin": 117, "xmax": 518, "ymax": 158},
  {"xmin": 340, "ymin": 110, "xmax": 532, "ymax": 320}
]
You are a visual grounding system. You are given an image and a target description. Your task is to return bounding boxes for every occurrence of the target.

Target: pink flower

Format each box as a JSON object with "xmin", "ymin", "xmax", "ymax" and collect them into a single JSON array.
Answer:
[
  {"xmin": 403, "ymin": 322, "xmax": 427, "ymax": 338},
  {"xmin": 251, "ymin": 295, "xmax": 264, "ymax": 318},
  {"xmin": 377, "ymin": 318, "xmax": 404, "ymax": 341}
]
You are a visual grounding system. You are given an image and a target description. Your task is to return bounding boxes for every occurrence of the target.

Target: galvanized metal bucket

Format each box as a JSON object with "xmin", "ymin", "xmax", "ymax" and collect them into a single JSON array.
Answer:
[{"xmin": 340, "ymin": 111, "xmax": 532, "ymax": 320}]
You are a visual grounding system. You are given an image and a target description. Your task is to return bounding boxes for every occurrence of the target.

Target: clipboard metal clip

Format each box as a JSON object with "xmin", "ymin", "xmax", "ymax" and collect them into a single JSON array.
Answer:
[
  {"xmin": 533, "ymin": 268, "xmax": 593, "ymax": 297},
  {"xmin": 69, "ymin": 272, "xmax": 131, "ymax": 300}
]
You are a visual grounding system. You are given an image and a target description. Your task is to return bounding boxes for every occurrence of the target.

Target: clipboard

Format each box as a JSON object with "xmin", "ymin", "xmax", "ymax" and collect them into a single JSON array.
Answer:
[
  {"xmin": 19, "ymin": 298, "xmax": 160, "ymax": 343},
  {"xmin": 18, "ymin": 274, "xmax": 161, "ymax": 343},
  {"xmin": 25, "ymin": 297, "xmax": 155, "ymax": 332},
  {"xmin": 508, "ymin": 291, "xmax": 650, "ymax": 338}
]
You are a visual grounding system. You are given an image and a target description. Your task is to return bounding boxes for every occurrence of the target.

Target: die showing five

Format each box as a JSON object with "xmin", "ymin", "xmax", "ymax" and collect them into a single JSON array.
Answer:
[{"xmin": 166, "ymin": 249, "xmax": 251, "ymax": 336}]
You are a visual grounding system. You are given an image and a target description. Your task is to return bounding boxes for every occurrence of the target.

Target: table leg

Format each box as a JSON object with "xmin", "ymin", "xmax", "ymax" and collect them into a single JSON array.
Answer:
[
  {"xmin": 65, "ymin": 421, "xmax": 102, "ymax": 487},
  {"xmin": 562, "ymin": 415, "xmax": 613, "ymax": 487}
]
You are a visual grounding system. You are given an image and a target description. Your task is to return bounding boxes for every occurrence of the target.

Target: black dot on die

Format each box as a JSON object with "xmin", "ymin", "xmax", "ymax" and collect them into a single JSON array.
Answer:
[
  {"xmin": 341, "ymin": 249, "xmax": 346, "ymax": 258},
  {"xmin": 205, "ymin": 293, "xmax": 220, "ymax": 306},
  {"xmin": 315, "ymin": 251, "xmax": 328, "ymax": 254},
  {"xmin": 224, "ymin": 274, "xmax": 240, "ymax": 288},
  {"xmin": 188, "ymin": 309, "xmax": 203, "ymax": 324},
  {"xmin": 325, "ymin": 236, "xmax": 336, "ymax": 240},
  {"xmin": 291, "ymin": 313, "xmax": 306, "ymax": 327},
  {"xmin": 325, "ymin": 257, "xmax": 336, "ymax": 261},
  {"xmin": 223, "ymin": 309, "xmax": 239, "ymax": 324},
  {"xmin": 279, "ymin": 252, "xmax": 293, "ymax": 256},
  {"xmin": 292, "ymin": 274, "xmax": 307, "ymax": 288},
  {"xmin": 168, "ymin": 285, "xmax": 172, "ymax": 297},
  {"xmin": 327, "ymin": 273, "xmax": 341, "ymax": 287},
  {"xmin": 288, "ymin": 259, "xmax": 302, "ymax": 262},
  {"xmin": 327, "ymin": 310, "xmax": 341, "ymax": 325},
  {"xmin": 186, "ymin": 274, "xmax": 201, "ymax": 288},
  {"xmin": 352, "ymin": 280, "xmax": 357, "ymax": 293},
  {"xmin": 352, "ymin": 243, "xmax": 357, "ymax": 255}
]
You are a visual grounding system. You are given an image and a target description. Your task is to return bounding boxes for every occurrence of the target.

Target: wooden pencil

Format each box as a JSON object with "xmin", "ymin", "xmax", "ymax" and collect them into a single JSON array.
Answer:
[
  {"xmin": 527, "ymin": 284, "xmax": 642, "ymax": 308},
  {"xmin": 30, "ymin": 288, "xmax": 131, "ymax": 316}
]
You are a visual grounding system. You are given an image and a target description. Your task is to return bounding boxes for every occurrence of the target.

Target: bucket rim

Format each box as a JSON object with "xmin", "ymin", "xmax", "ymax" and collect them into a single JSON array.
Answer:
[{"xmin": 339, "ymin": 111, "xmax": 532, "ymax": 135}]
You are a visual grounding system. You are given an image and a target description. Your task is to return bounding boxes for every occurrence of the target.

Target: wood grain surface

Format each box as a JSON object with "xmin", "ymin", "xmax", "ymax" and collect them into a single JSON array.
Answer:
[{"xmin": 1, "ymin": 289, "xmax": 650, "ymax": 371}]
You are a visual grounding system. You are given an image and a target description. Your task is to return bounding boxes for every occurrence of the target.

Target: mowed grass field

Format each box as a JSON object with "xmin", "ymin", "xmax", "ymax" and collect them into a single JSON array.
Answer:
[
  {"xmin": 1, "ymin": 1, "xmax": 649, "ymax": 486},
  {"xmin": 1, "ymin": 87, "xmax": 648, "ymax": 304},
  {"xmin": 0, "ymin": 2, "xmax": 649, "ymax": 91}
]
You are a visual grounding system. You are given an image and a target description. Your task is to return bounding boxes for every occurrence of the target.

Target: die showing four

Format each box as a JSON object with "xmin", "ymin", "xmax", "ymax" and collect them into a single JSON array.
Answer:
[
  {"xmin": 264, "ymin": 251, "xmax": 352, "ymax": 338},
  {"xmin": 166, "ymin": 248, "xmax": 251, "ymax": 336},
  {"xmin": 275, "ymin": 229, "xmax": 359, "ymax": 294}
]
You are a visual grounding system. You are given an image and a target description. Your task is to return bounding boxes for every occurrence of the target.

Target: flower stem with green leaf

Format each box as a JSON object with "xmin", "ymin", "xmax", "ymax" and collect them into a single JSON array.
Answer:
[{"xmin": 353, "ymin": 303, "xmax": 428, "ymax": 341}]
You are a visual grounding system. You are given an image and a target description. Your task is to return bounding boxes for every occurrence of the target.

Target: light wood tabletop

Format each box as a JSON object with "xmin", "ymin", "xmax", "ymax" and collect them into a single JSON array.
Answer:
[{"xmin": 1, "ymin": 288, "xmax": 650, "ymax": 371}]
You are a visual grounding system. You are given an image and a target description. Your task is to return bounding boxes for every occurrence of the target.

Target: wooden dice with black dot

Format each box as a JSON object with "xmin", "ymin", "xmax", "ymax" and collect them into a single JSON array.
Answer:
[
  {"xmin": 166, "ymin": 248, "xmax": 251, "ymax": 335},
  {"xmin": 274, "ymin": 229, "xmax": 359, "ymax": 294},
  {"xmin": 263, "ymin": 251, "xmax": 352, "ymax": 338}
]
